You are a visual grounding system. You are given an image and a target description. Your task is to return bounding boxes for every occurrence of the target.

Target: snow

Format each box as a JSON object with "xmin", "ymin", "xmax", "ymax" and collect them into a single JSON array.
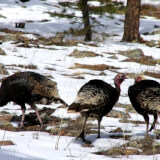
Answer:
[{"xmin": 0, "ymin": 0, "xmax": 160, "ymax": 159}]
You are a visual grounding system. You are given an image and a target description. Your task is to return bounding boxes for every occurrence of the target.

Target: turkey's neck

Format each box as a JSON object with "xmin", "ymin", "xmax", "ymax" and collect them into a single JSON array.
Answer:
[{"xmin": 114, "ymin": 81, "xmax": 121, "ymax": 93}]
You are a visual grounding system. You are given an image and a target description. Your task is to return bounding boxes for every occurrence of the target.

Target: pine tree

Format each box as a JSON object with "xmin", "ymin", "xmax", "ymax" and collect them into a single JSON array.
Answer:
[
  {"xmin": 122, "ymin": 0, "xmax": 141, "ymax": 42},
  {"xmin": 79, "ymin": 0, "xmax": 92, "ymax": 41}
]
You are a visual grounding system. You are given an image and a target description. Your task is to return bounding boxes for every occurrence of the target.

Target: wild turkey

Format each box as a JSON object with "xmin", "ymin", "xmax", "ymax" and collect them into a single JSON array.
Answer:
[
  {"xmin": 0, "ymin": 71, "xmax": 67, "ymax": 129},
  {"xmin": 128, "ymin": 77, "xmax": 160, "ymax": 137},
  {"xmin": 68, "ymin": 73, "xmax": 127, "ymax": 139}
]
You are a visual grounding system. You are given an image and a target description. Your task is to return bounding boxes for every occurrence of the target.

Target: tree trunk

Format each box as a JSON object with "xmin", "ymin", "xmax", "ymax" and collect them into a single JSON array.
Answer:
[
  {"xmin": 79, "ymin": 0, "xmax": 92, "ymax": 41},
  {"xmin": 122, "ymin": 0, "xmax": 141, "ymax": 42}
]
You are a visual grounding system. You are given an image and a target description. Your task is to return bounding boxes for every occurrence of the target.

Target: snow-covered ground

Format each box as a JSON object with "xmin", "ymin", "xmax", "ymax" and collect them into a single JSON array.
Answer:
[{"xmin": 0, "ymin": 0, "xmax": 160, "ymax": 159}]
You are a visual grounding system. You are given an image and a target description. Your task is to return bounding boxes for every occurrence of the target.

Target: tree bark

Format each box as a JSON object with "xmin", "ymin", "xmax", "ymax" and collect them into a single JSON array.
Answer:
[
  {"xmin": 79, "ymin": 0, "xmax": 92, "ymax": 41},
  {"xmin": 122, "ymin": 0, "xmax": 141, "ymax": 42}
]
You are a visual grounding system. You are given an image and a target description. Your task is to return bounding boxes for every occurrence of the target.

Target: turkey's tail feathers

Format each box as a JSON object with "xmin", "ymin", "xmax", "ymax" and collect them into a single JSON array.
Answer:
[
  {"xmin": 68, "ymin": 102, "xmax": 91, "ymax": 113},
  {"xmin": 48, "ymin": 97, "xmax": 68, "ymax": 107},
  {"xmin": 68, "ymin": 103, "xmax": 79, "ymax": 112}
]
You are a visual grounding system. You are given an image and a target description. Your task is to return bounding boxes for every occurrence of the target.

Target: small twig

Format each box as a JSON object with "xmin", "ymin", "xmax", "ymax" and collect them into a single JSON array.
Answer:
[
  {"xmin": 64, "ymin": 138, "xmax": 74, "ymax": 151},
  {"xmin": 55, "ymin": 118, "xmax": 63, "ymax": 150},
  {"xmin": 0, "ymin": 129, "xmax": 6, "ymax": 149}
]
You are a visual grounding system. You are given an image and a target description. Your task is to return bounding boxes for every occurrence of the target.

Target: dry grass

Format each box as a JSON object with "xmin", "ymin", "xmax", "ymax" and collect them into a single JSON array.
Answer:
[
  {"xmin": 0, "ymin": 140, "xmax": 14, "ymax": 146},
  {"xmin": 5, "ymin": 64, "xmax": 37, "ymax": 70},
  {"xmin": 0, "ymin": 28, "xmax": 26, "ymax": 35},
  {"xmin": 141, "ymin": 4, "xmax": 160, "ymax": 19},
  {"xmin": 0, "ymin": 114, "xmax": 12, "ymax": 121},
  {"xmin": 0, "ymin": 121, "xmax": 17, "ymax": 131},
  {"xmin": 96, "ymin": 146, "xmax": 139, "ymax": 157},
  {"xmin": 96, "ymin": 137, "xmax": 160, "ymax": 157},
  {"xmin": 62, "ymin": 71, "xmax": 105, "ymax": 79},
  {"xmin": 49, "ymin": 116, "xmax": 97, "ymax": 137},
  {"xmin": 119, "ymin": 119, "xmax": 145, "ymax": 124},
  {"xmin": 70, "ymin": 63, "xmax": 119, "ymax": 71},
  {"xmin": 17, "ymin": 64, "xmax": 37, "ymax": 69},
  {"xmin": 109, "ymin": 134, "xmax": 131, "ymax": 140},
  {"xmin": 115, "ymin": 103, "xmax": 137, "ymax": 113},
  {"xmin": 144, "ymin": 71, "xmax": 160, "ymax": 79},
  {"xmin": 123, "ymin": 55, "xmax": 157, "ymax": 66},
  {"xmin": 69, "ymin": 49, "xmax": 98, "ymax": 58}
]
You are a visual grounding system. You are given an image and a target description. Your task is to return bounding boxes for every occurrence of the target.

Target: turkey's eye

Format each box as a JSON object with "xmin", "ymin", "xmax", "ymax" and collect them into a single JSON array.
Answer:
[{"xmin": 120, "ymin": 75, "xmax": 125, "ymax": 79}]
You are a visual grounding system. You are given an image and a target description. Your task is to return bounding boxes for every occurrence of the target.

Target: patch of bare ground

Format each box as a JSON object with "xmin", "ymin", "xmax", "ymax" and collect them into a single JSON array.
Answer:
[
  {"xmin": 0, "ymin": 29, "xmax": 34, "ymax": 44},
  {"xmin": 17, "ymin": 64, "xmax": 37, "ymax": 69},
  {"xmin": 96, "ymin": 137, "xmax": 160, "ymax": 157},
  {"xmin": 6, "ymin": 107, "xmax": 56, "ymax": 131},
  {"xmin": 109, "ymin": 134, "xmax": 131, "ymax": 140},
  {"xmin": 109, "ymin": 127, "xmax": 131, "ymax": 134},
  {"xmin": 126, "ymin": 72, "xmax": 160, "ymax": 81},
  {"xmin": 45, "ymin": 67, "xmax": 56, "ymax": 71},
  {"xmin": 70, "ymin": 63, "xmax": 119, "ymax": 71},
  {"xmin": 0, "ymin": 140, "xmax": 14, "ymax": 146},
  {"xmin": 3, "ymin": 107, "xmax": 96, "ymax": 135},
  {"xmin": 0, "ymin": 28, "xmax": 95, "ymax": 47},
  {"xmin": 115, "ymin": 103, "xmax": 137, "ymax": 113},
  {"xmin": 144, "ymin": 71, "xmax": 160, "ymax": 79},
  {"xmin": 108, "ymin": 127, "xmax": 131, "ymax": 140},
  {"xmin": 119, "ymin": 119, "xmax": 145, "ymax": 125},
  {"xmin": 126, "ymin": 73, "xmax": 145, "ymax": 80},
  {"xmin": 0, "ymin": 48, "xmax": 6, "ymax": 55},
  {"xmin": 123, "ymin": 55, "xmax": 157, "ymax": 66},
  {"xmin": 96, "ymin": 146, "xmax": 139, "ymax": 157},
  {"xmin": 0, "ymin": 114, "xmax": 12, "ymax": 122},
  {"xmin": 81, "ymin": 141, "xmax": 94, "ymax": 148},
  {"xmin": 0, "ymin": 121, "xmax": 17, "ymax": 131},
  {"xmin": 107, "ymin": 109, "xmax": 130, "ymax": 119},
  {"xmin": 119, "ymin": 48, "xmax": 159, "ymax": 66},
  {"xmin": 5, "ymin": 64, "xmax": 37, "ymax": 70},
  {"xmin": 49, "ymin": 116, "xmax": 98, "ymax": 137},
  {"xmin": 141, "ymin": 4, "xmax": 160, "ymax": 19},
  {"xmin": 0, "ymin": 28, "xmax": 26, "ymax": 35},
  {"xmin": 62, "ymin": 71, "xmax": 106, "ymax": 79},
  {"xmin": 69, "ymin": 49, "xmax": 99, "ymax": 58},
  {"xmin": 0, "ymin": 63, "xmax": 8, "ymax": 75}
]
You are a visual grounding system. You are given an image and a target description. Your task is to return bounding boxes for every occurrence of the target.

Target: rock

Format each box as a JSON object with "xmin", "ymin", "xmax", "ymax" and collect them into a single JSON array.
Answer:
[
  {"xmin": 118, "ymin": 49, "xmax": 144, "ymax": 59},
  {"xmin": 107, "ymin": 109, "xmax": 130, "ymax": 119},
  {"xmin": 70, "ymin": 49, "xmax": 98, "ymax": 58}
]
